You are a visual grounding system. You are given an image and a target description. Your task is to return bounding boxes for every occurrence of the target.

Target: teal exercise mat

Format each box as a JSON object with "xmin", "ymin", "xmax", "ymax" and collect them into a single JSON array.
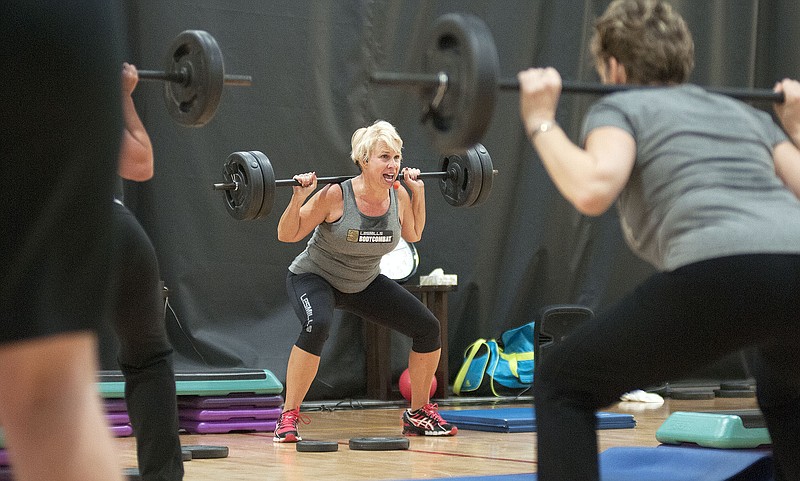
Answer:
[
  {"xmin": 97, "ymin": 369, "xmax": 283, "ymax": 398},
  {"xmin": 389, "ymin": 446, "xmax": 773, "ymax": 481},
  {"xmin": 656, "ymin": 410, "xmax": 771, "ymax": 448},
  {"xmin": 438, "ymin": 407, "xmax": 635, "ymax": 433},
  {"xmin": 177, "ymin": 394, "xmax": 283, "ymax": 409}
]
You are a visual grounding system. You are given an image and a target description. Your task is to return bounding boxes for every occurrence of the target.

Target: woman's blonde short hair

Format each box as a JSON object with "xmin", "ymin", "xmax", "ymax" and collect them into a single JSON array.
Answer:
[
  {"xmin": 590, "ymin": 0, "xmax": 694, "ymax": 85},
  {"xmin": 350, "ymin": 120, "xmax": 403, "ymax": 170}
]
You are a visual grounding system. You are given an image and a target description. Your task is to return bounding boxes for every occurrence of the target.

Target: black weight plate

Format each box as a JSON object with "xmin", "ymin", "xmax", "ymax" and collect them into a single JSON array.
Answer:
[
  {"xmin": 438, "ymin": 155, "xmax": 466, "ymax": 206},
  {"xmin": 296, "ymin": 440, "xmax": 339, "ymax": 453},
  {"xmin": 222, "ymin": 152, "xmax": 265, "ymax": 220},
  {"xmin": 422, "ymin": 13, "xmax": 499, "ymax": 154},
  {"xmin": 249, "ymin": 151, "xmax": 275, "ymax": 220},
  {"xmin": 719, "ymin": 381, "xmax": 755, "ymax": 391},
  {"xmin": 182, "ymin": 444, "xmax": 229, "ymax": 459},
  {"xmin": 348, "ymin": 436, "xmax": 409, "ymax": 451},
  {"xmin": 669, "ymin": 390, "xmax": 716, "ymax": 400},
  {"xmin": 439, "ymin": 147, "xmax": 482, "ymax": 207},
  {"xmin": 182, "ymin": 449, "xmax": 192, "ymax": 461},
  {"xmin": 470, "ymin": 143, "xmax": 494, "ymax": 207},
  {"xmin": 714, "ymin": 388, "xmax": 756, "ymax": 398},
  {"xmin": 223, "ymin": 152, "xmax": 264, "ymax": 220},
  {"xmin": 162, "ymin": 30, "xmax": 225, "ymax": 127}
]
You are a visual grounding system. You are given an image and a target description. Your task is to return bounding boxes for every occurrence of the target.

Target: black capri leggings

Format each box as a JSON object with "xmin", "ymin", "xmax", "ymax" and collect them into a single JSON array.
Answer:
[{"xmin": 286, "ymin": 272, "xmax": 441, "ymax": 356}]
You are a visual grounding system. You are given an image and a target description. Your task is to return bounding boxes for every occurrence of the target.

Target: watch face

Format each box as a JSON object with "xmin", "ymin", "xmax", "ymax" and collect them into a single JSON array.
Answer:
[{"xmin": 380, "ymin": 238, "xmax": 419, "ymax": 283}]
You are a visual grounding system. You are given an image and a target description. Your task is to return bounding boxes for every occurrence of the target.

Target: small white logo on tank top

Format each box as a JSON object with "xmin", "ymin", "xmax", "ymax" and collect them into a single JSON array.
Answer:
[{"xmin": 346, "ymin": 229, "xmax": 394, "ymax": 243}]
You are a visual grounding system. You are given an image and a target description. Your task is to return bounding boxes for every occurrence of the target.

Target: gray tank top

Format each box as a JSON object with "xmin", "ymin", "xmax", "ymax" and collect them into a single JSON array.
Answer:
[
  {"xmin": 581, "ymin": 84, "xmax": 800, "ymax": 271},
  {"xmin": 289, "ymin": 179, "xmax": 401, "ymax": 292}
]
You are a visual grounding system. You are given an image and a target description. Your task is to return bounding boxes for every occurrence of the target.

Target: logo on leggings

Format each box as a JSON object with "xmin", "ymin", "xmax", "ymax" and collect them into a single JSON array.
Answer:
[{"xmin": 300, "ymin": 293, "xmax": 313, "ymax": 332}]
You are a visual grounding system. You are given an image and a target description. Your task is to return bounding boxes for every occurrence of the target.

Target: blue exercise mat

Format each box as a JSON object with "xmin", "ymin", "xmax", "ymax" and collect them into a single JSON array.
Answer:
[
  {"xmin": 393, "ymin": 475, "xmax": 533, "ymax": 481},
  {"xmin": 390, "ymin": 446, "xmax": 773, "ymax": 481},
  {"xmin": 596, "ymin": 446, "xmax": 774, "ymax": 481},
  {"xmin": 438, "ymin": 407, "xmax": 635, "ymax": 433}
]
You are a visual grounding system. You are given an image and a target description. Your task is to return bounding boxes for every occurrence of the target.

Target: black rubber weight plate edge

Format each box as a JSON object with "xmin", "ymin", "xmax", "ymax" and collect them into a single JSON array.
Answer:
[
  {"xmin": 348, "ymin": 437, "xmax": 409, "ymax": 451},
  {"xmin": 296, "ymin": 440, "xmax": 339, "ymax": 452},
  {"xmin": 181, "ymin": 445, "xmax": 229, "ymax": 459}
]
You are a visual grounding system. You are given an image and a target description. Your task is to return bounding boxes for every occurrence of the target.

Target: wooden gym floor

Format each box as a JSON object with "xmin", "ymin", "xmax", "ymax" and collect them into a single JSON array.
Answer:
[{"xmin": 112, "ymin": 393, "xmax": 760, "ymax": 480}]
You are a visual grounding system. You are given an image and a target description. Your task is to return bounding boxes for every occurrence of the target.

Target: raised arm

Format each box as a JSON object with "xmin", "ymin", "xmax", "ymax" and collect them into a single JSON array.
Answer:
[
  {"xmin": 517, "ymin": 67, "xmax": 635, "ymax": 216},
  {"xmin": 773, "ymin": 79, "xmax": 800, "ymax": 199},
  {"xmin": 118, "ymin": 63, "xmax": 154, "ymax": 181},
  {"xmin": 397, "ymin": 167, "xmax": 425, "ymax": 242},
  {"xmin": 277, "ymin": 173, "xmax": 342, "ymax": 242}
]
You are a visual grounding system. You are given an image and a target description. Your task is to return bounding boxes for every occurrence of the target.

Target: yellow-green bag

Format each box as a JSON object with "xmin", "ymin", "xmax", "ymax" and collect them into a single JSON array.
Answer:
[
  {"xmin": 453, "ymin": 322, "xmax": 535, "ymax": 397},
  {"xmin": 452, "ymin": 339, "xmax": 491, "ymax": 395}
]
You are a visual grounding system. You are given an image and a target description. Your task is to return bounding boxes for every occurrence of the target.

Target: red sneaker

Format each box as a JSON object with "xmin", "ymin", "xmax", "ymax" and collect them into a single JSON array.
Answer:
[
  {"xmin": 273, "ymin": 408, "xmax": 310, "ymax": 443},
  {"xmin": 402, "ymin": 403, "xmax": 458, "ymax": 436}
]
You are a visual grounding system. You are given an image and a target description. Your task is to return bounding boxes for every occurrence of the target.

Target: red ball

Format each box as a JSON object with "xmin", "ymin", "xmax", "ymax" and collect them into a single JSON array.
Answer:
[
  {"xmin": 393, "ymin": 180, "xmax": 401, "ymax": 190},
  {"xmin": 398, "ymin": 368, "xmax": 437, "ymax": 401}
]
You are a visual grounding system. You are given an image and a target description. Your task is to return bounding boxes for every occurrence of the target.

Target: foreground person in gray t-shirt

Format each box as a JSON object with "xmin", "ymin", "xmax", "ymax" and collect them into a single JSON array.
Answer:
[{"xmin": 518, "ymin": 1, "xmax": 800, "ymax": 480}]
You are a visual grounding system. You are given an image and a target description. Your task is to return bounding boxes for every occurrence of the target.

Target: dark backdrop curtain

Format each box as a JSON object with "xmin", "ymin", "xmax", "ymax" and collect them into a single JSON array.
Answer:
[{"xmin": 98, "ymin": 0, "xmax": 799, "ymax": 399}]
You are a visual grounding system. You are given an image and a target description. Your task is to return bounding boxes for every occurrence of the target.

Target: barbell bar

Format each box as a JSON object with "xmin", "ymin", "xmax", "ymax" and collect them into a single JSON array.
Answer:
[
  {"xmin": 498, "ymin": 79, "xmax": 785, "ymax": 103},
  {"xmin": 138, "ymin": 70, "xmax": 252, "ymax": 87},
  {"xmin": 372, "ymin": 71, "xmax": 785, "ymax": 103},
  {"xmin": 214, "ymin": 170, "xmax": 452, "ymax": 191},
  {"xmin": 369, "ymin": 13, "xmax": 785, "ymax": 154},
  {"xmin": 212, "ymin": 143, "xmax": 497, "ymax": 221},
  {"xmin": 137, "ymin": 30, "xmax": 252, "ymax": 127}
]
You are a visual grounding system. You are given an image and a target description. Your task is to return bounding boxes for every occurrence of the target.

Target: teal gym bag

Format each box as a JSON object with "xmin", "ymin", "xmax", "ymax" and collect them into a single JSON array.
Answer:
[{"xmin": 453, "ymin": 322, "xmax": 534, "ymax": 396}]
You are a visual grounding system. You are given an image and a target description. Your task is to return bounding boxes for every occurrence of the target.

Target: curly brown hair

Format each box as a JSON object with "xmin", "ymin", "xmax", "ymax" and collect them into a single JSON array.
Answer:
[{"xmin": 590, "ymin": 0, "xmax": 694, "ymax": 85}]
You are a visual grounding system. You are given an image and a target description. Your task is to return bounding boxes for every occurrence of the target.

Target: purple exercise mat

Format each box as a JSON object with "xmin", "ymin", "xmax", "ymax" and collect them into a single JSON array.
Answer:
[
  {"xmin": 179, "ymin": 406, "xmax": 281, "ymax": 422},
  {"xmin": 110, "ymin": 424, "xmax": 133, "ymax": 437},
  {"xmin": 180, "ymin": 419, "xmax": 277, "ymax": 434},
  {"xmin": 104, "ymin": 398, "xmax": 128, "ymax": 412},
  {"xmin": 106, "ymin": 412, "xmax": 131, "ymax": 424}
]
